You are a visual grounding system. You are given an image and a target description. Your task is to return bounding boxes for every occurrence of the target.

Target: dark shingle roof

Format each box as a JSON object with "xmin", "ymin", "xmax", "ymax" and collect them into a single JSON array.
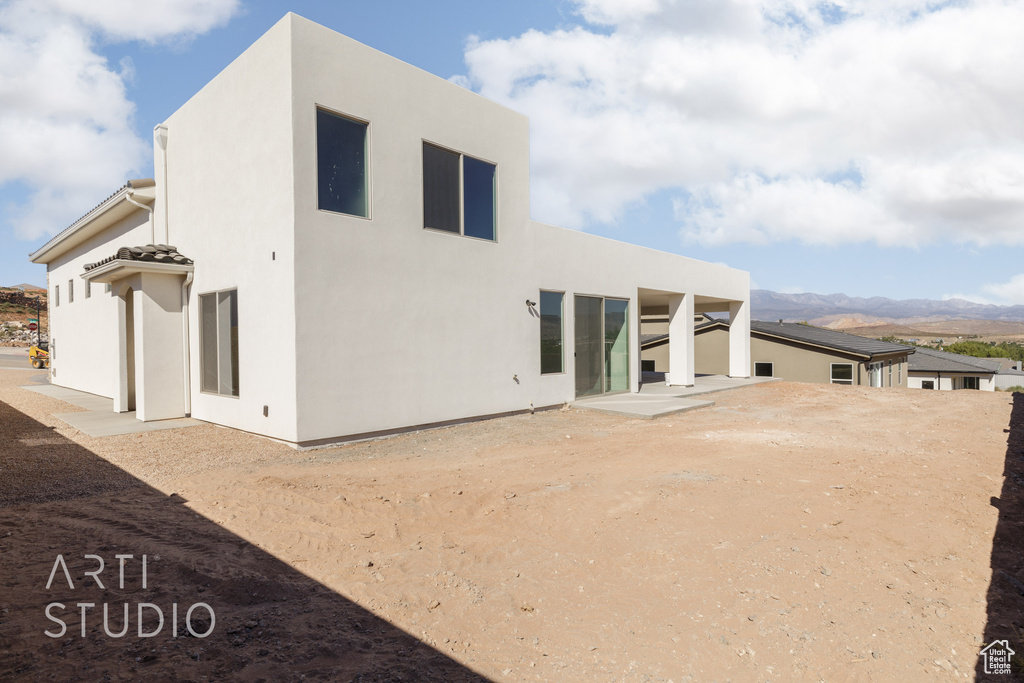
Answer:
[
  {"xmin": 641, "ymin": 333, "xmax": 669, "ymax": 346},
  {"xmin": 748, "ymin": 321, "xmax": 914, "ymax": 358},
  {"xmin": 908, "ymin": 347, "xmax": 1002, "ymax": 374},
  {"xmin": 84, "ymin": 244, "xmax": 193, "ymax": 272}
]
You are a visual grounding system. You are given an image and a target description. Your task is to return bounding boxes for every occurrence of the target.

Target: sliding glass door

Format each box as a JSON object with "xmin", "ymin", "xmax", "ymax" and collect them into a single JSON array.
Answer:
[{"xmin": 575, "ymin": 295, "xmax": 630, "ymax": 398}]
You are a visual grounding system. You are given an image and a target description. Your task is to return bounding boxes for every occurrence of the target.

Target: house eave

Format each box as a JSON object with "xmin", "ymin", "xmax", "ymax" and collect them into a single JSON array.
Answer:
[
  {"xmin": 81, "ymin": 259, "xmax": 193, "ymax": 284},
  {"xmin": 29, "ymin": 185, "xmax": 156, "ymax": 265}
]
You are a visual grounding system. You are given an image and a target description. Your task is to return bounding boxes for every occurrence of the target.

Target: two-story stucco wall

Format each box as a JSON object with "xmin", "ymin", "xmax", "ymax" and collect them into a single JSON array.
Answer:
[
  {"xmin": 45, "ymin": 210, "xmax": 153, "ymax": 399},
  {"xmin": 287, "ymin": 15, "xmax": 749, "ymax": 444},
  {"xmin": 161, "ymin": 15, "xmax": 299, "ymax": 442},
  {"xmin": 695, "ymin": 327, "xmax": 909, "ymax": 387}
]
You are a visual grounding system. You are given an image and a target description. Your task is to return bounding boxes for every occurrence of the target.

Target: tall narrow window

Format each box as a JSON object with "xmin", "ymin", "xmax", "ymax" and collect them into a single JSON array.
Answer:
[
  {"xmin": 317, "ymin": 108, "xmax": 368, "ymax": 217},
  {"xmin": 422, "ymin": 143, "xmax": 460, "ymax": 233},
  {"xmin": 423, "ymin": 142, "xmax": 496, "ymax": 241},
  {"xmin": 68, "ymin": 280, "xmax": 74, "ymax": 304},
  {"xmin": 54, "ymin": 285, "xmax": 59, "ymax": 307},
  {"xmin": 200, "ymin": 290, "xmax": 239, "ymax": 397},
  {"xmin": 539, "ymin": 291, "xmax": 564, "ymax": 374},
  {"xmin": 84, "ymin": 281, "xmax": 91, "ymax": 299}
]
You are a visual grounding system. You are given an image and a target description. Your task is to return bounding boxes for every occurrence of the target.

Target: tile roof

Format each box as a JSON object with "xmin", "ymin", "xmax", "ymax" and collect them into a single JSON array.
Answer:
[
  {"xmin": 30, "ymin": 179, "xmax": 155, "ymax": 261},
  {"xmin": 908, "ymin": 346, "xmax": 1003, "ymax": 374},
  {"xmin": 84, "ymin": 244, "xmax": 193, "ymax": 272},
  {"xmin": 749, "ymin": 320, "xmax": 914, "ymax": 358}
]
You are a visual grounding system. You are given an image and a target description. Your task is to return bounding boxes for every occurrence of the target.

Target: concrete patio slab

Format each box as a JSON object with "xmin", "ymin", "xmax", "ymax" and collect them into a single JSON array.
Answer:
[
  {"xmin": 20, "ymin": 384, "xmax": 203, "ymax": 437},
  {"xmin": 572, "ymin": 393, "xmax": 715, "ymax": 419},
  {"xmin": 573, "ymin": 374, "xmax": 777, "ymax": 419}
]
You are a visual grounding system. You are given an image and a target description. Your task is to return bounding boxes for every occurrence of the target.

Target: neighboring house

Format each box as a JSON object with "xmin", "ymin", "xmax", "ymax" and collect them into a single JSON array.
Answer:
[
  {"xmin": 685, "ymin": 318, "xmax": 914, "ymax": 387},
  {"xmin": 907, "ymin": 347, "xmax": 1000, "ymax": 391},
  {"xmin": 28, "ymin": 14, "xmax": 751, "ymax": 448}
]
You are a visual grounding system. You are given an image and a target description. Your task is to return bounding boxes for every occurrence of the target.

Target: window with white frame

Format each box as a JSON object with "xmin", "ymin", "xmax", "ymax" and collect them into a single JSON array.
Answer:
[
  {"xmin": 831, "ymin": 363, "xmax": 854, "ymax": 385},
  {"xmin": 422, "ymin": 142, "xmax": 496, "ymax": 241},
  {"xmin": 962, "ymin": 376, "xmax": 980, "ymax": 390},
  {"xmin": 754, "ymin": 362, "xmax": 773, "ymax": 377},
  {"xmin": 316, "ymin": 107, "xmax": 369, "ymax": 217},
  {"xmin": 200, "ymin": 289, "xmax": 239, "ymax": 397}
]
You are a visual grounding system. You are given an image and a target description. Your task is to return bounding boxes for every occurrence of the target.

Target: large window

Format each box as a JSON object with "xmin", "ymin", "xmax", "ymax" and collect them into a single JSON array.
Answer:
[
  {"xmin": 831, "ymin": 363, "xmax": 853, "ymax": 385},
  {"xmin": 539, "ymin": 291, "xmax": 564, "ymax": 374},
  {"xmin": 962, "ymin": 376, "xmax": 980, "ymax": 390},
  {"xmin": 200, "ymin": 290, "xmax": 239, "ymax": 397},
  {"xmin": 317, "ymin": 108, "xmax": 369, "ymax": 217},
  {"xmin": 754, "ymin": 362, "xmax": 773, "ymax": 377},
  {"xmin": 423, "ymin": 142, "xmax": 496, "ymax": 241}
]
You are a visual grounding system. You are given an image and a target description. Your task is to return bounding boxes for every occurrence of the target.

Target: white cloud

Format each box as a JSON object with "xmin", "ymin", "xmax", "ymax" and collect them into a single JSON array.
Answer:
[
  {"xmin": 460, "ymin": 0, "xmax": 1024, "ymax": 248},
  {"xmin": 0, "ymin": 0, "xmax": 239, "ymax": 241}
]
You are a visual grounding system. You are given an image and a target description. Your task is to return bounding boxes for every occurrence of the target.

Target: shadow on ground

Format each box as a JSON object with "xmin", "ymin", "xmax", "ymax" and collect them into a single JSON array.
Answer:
[
  {"xmin": 977, "ymin": 392, "xmax": 1024, "ymax": 682},
  {"xmin": 0, "ymin": 396, "xmax": 489, "ymax": 682}
]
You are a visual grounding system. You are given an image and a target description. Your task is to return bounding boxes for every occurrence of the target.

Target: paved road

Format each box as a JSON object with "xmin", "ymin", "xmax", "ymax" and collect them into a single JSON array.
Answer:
[{"xmin": 0, "ymin": 347, "xmax": 40, "ymax": 370}]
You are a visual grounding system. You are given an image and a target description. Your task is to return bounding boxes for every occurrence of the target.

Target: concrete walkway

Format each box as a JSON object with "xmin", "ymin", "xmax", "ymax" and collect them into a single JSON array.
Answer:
[
  {"xmin": 20, "ymin": 383, "xmax": 203, "ymax": 437},
  {"xmin": 572, "ymin": 374, "xmax": 777, "ymax": 419}
]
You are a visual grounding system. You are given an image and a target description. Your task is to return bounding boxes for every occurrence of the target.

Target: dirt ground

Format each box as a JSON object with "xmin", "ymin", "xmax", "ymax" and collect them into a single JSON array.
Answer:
[{"xmin": 1, "ymin": 368, "xmax": 1022, "ymax": 682}]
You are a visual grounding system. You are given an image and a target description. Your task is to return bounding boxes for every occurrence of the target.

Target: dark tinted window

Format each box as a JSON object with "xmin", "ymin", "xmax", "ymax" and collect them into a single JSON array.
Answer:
[{"xmin": 317, "ymin": 109, "xmax": 368, "ymax": 217}]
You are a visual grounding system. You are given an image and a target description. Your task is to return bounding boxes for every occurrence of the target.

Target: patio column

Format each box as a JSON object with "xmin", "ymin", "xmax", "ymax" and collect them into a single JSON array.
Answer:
[
  {"xmin": 668, "ymin": 293, "xmax": 694, "ymax": 386},
  {"xmin": 729, "ymin": 299, "xmax": 751, "ymax": 378}
]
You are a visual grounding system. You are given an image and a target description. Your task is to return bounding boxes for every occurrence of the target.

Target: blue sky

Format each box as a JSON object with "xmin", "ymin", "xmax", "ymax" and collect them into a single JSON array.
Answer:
[{"xmin": 2, "ymin": 0, "xmax": 1023, "ymax": 305}]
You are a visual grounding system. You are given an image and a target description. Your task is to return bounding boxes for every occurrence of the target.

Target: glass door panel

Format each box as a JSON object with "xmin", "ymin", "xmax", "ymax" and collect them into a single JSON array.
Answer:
[
  {"xmin": 604, "ymin": 298, "xmax": 629, "ymax": 393},
  {"xmin": 575, "ymin": 296, "xmax": 604, "ymax": 398}
]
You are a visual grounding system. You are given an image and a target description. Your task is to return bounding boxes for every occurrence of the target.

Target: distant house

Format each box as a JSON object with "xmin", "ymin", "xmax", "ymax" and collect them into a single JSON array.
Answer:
[
  {"xmin": 678, "ymin": 318, "xmax": 914, "ymax": 387},
  {"xmin": 907, "ymin": 347, "xmax": 1000, "ymax": 391}
]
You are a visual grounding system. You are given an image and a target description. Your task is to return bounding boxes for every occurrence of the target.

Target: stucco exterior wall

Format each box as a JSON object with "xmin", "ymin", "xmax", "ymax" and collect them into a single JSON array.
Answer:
[
  {"xmin": 161, "ymin": 15, "xmax": 299, "ymax": 442},
  {"xmin": 45, "ymin": 211, "xmax": 152, "ymax": 399},
  {"xmin": 908, "ymin": 372, "xmax": 995, "ymax": 391},
  {"xmin": 287, "ymin": 15, "xmax": 750, "ymax": 444}
]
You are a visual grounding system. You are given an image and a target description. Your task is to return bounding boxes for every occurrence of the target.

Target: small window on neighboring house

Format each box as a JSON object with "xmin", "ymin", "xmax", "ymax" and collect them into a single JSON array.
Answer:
[
  {"xmin": 200, "ymin": 290, "xmax": 239, "ymax": 397},
  {"xmin": 423, "ymin": 142, "xmax": 496, "ymax": 241},
  {"xmin": 54, "ymin": 285, "xmax": 59, "ymax": 307},
  {"xmin": 84, "ymin": 281, "xmax": 90, "ymax": 299},
  {"xmin": 898, "ymin": 360, "xmax": 902, "ymax": 385},
  {"xmin": 888, "ymin": 360, "xmax": 892, "ymax": 386},
  {"xmin": 922, "ymin": 380, "xmax": 935, "ymax": 390},
  {"xmin": 754, "ymin": 362, "xmax": 773, "ymax": 377},
  {"xmin": 539, "ymin": 291, "xmax": 564, "ymax": 374},
  {"xmin": 316, "ymin": 108, "xmax": 369, "ymax": 217},
  {"xmin": 68, "ymin": 280, "xmax": 73, "ymax": 304},
  {"xmin": 831, "ymin": 363, "xmax": 854, "ymax": 385},
  {"xmin": 963, "ymin": 376, "xmax": 980, "ymax": 390},
  {"xmin": 105, "ymin": 283, "xmax": 112, "ymax": 294}
]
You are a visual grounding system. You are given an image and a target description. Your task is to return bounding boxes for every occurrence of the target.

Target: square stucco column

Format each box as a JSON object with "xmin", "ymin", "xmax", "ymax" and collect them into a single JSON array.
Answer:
[
  {"xmin": 135, "ymin": 273, "xmax": 186, "ymax": 421},
  {"xmin": 729, "ymin": 299, "xmax": 751, "ymax": 378},
  {"xmin": 668, "ymin": 293, "xmax": 695, "ymax": 386}
]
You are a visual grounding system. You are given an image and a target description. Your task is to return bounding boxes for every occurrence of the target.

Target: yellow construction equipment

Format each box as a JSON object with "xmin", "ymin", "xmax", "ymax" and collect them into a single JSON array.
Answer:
[{"xmin": 29, "ymin": 342, "xmax": 49, "ymax": 369}]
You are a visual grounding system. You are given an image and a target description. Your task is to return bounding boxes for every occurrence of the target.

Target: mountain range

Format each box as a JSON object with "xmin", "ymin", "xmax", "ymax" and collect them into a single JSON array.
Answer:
[{"xmin": 752, "ymin": 290, "xmax": 1024, "ymax": 325}]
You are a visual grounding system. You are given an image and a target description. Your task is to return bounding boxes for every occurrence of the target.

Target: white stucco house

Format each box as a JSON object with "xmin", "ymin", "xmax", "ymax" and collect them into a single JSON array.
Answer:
[
  {"xmin": 907, "ymin": 346, "xmax": 1000, "ymax": 391},
  {"xmin": 29, "ymin": 14, "xmax": 751, "ymax": 448}
]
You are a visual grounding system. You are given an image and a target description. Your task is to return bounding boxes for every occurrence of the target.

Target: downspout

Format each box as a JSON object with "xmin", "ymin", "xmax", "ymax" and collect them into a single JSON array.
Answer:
[
  {"xmin": 124, "ymin": 183, "xmax": 154, "ymax": 243},
  {"xmin": 182, "ymin": 271, "xmax": 193, "ymax": 417},
  {"xmin": 154, "ymin": 124, "xmax": 169, "ymax": 244}
]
